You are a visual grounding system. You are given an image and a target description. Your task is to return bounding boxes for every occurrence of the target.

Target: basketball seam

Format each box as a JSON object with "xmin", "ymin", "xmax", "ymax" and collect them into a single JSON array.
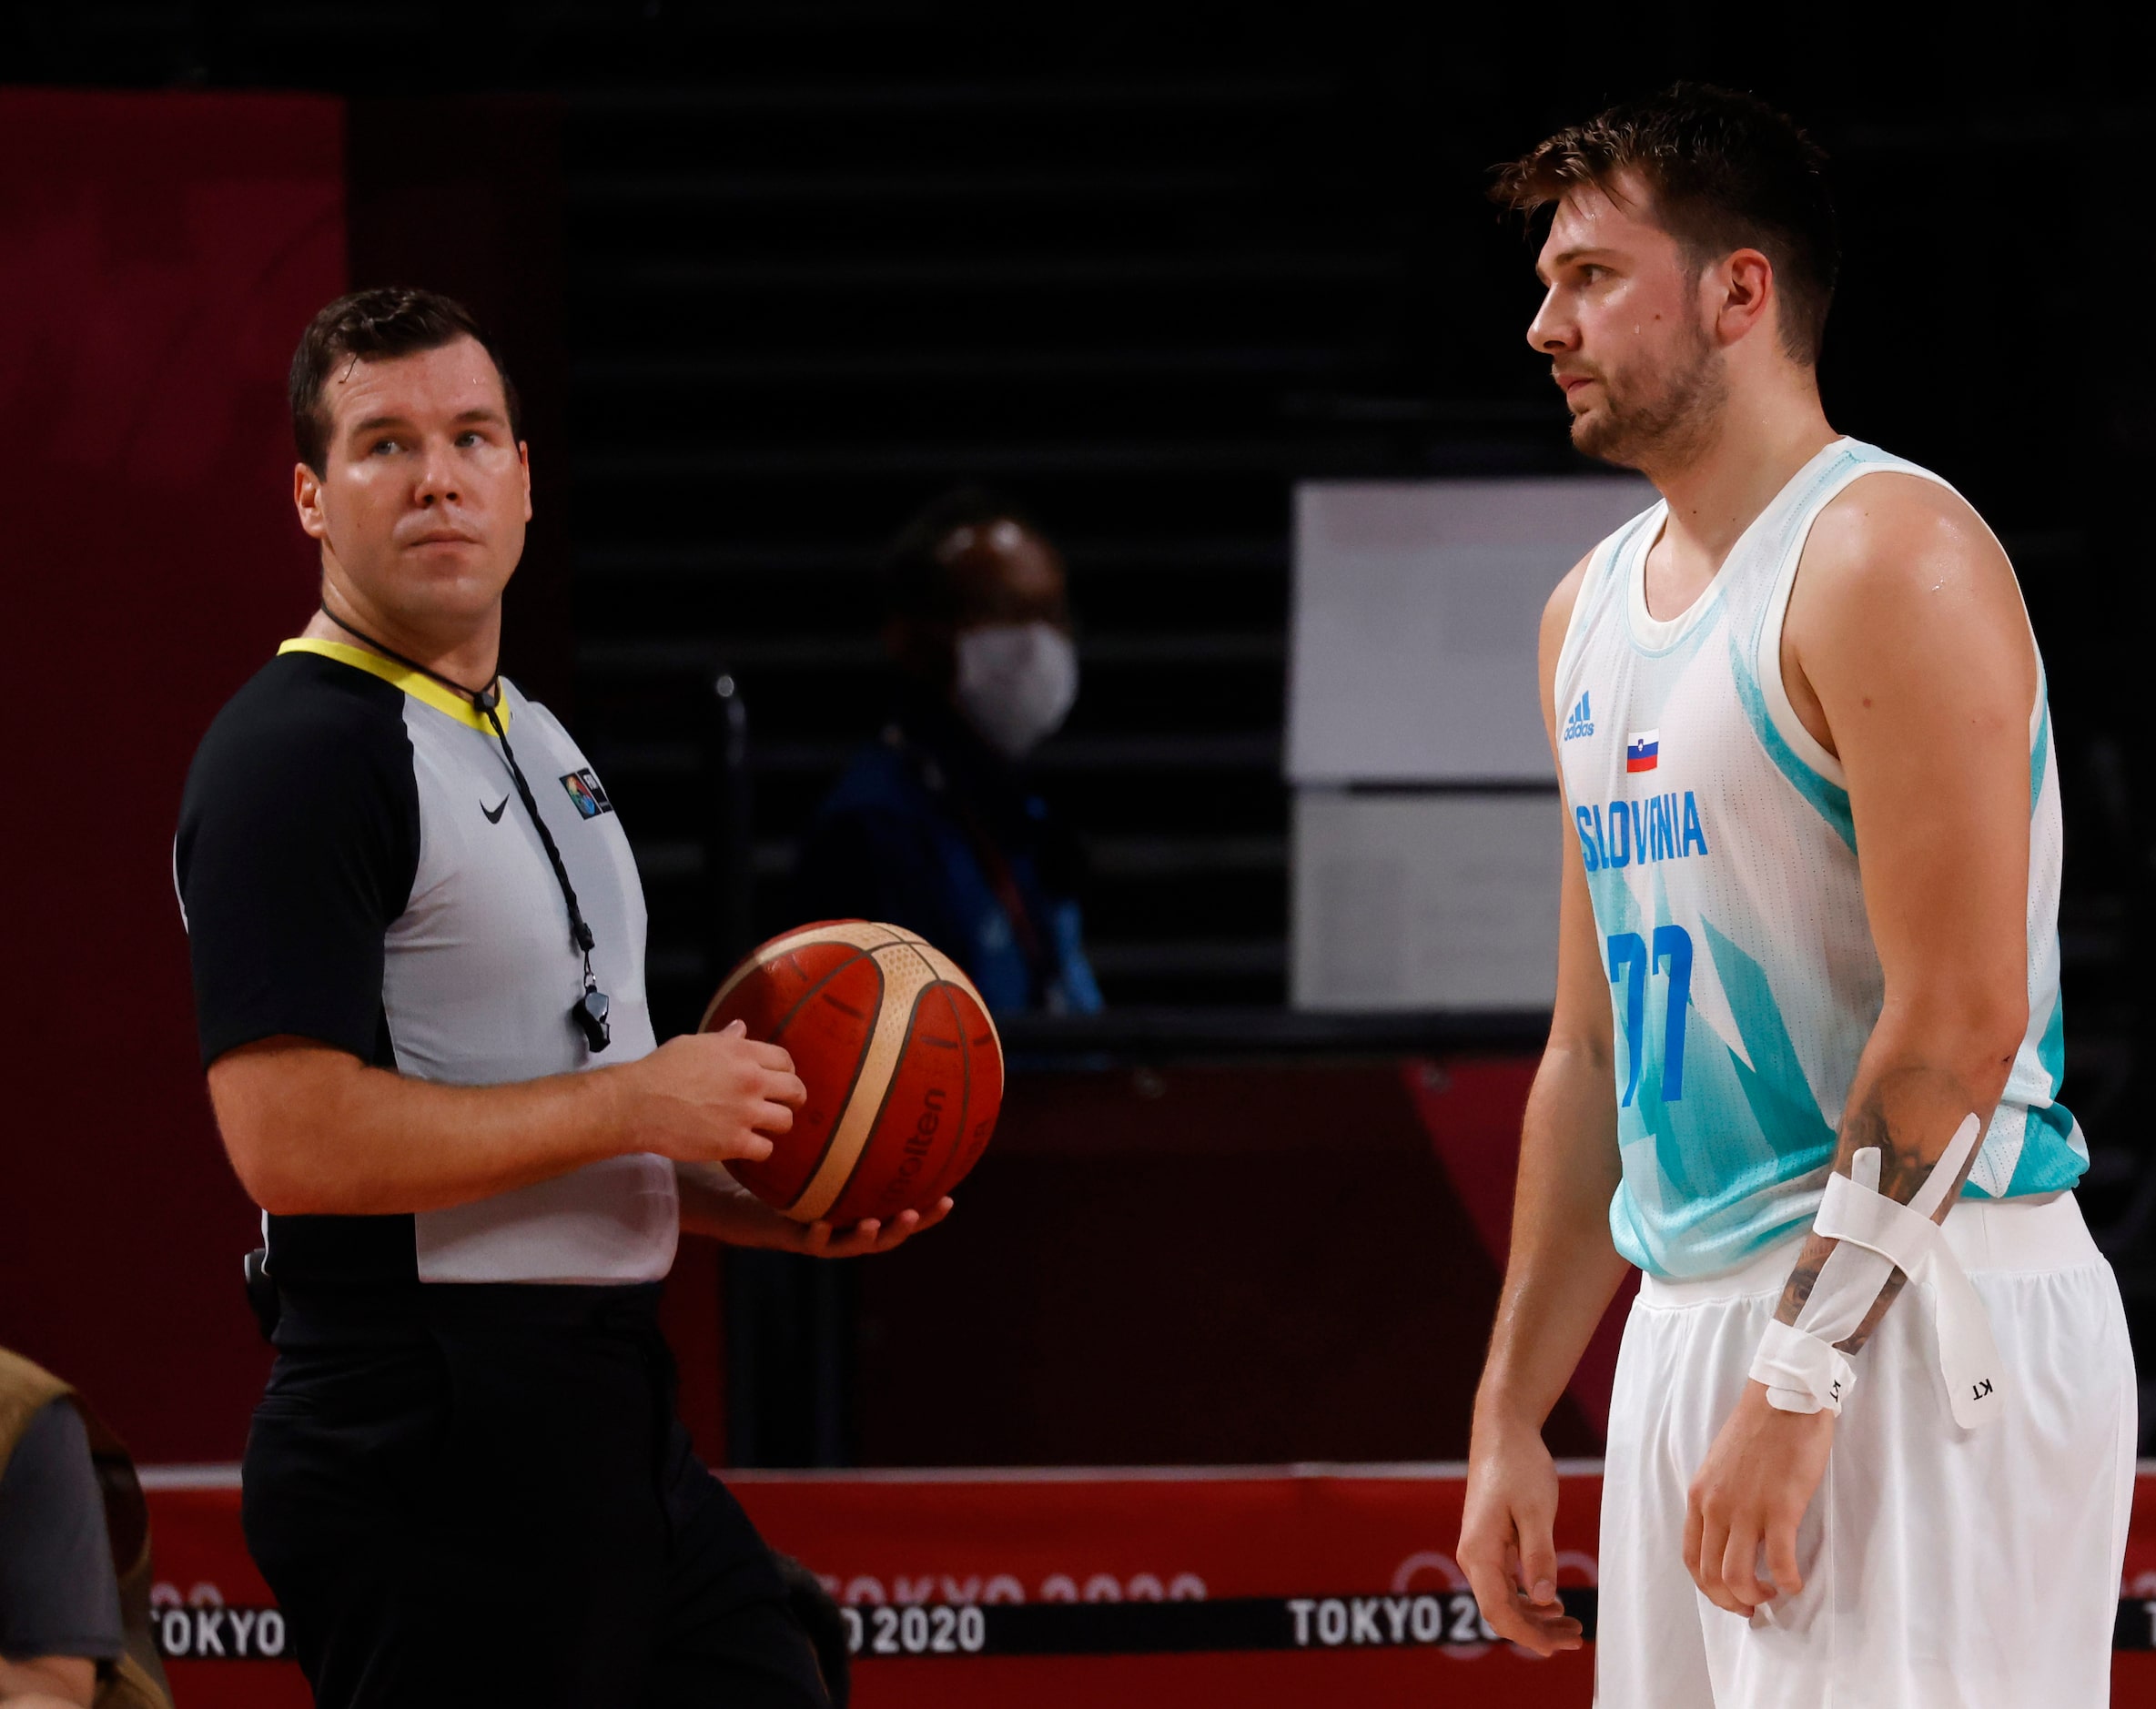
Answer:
[
  {"xmin": 915, "ymin": 978, "xmax": 973, "ymax": 1209},
  {"xmin": 762, "ymin": 948, "xmax": 876, "ymax": 1044},
  {"xmin": 697, "ymin": 920, "xmax": 901, "ymax": 1029},
  {"xmin": 789, "ymin": 942, "xmax": 928, "ymax": 1222},
  {"xmin": 854, "ymin": 951, "xmax": 969, "ymax": 1222},
  {"xmin": 892, "ymin": 936, "xmax": 998, "ymax": 1208},
  {"xmin": 891, "ymin": 933, "xmax": 1005, "ymax": 1080},
  {"xmin": 774, "ymin": 961, "xmax": 886, "ymax": 1218},
  {"xmin": 820, "ymin": 975, "xmax": 950, "ymax": 1226}
]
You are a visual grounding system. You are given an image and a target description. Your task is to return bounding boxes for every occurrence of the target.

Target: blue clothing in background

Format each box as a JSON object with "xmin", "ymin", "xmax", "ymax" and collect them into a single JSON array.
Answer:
[{"xmin": 795, "ymin": 699, "xmax": 1102, "ymax": 1015}]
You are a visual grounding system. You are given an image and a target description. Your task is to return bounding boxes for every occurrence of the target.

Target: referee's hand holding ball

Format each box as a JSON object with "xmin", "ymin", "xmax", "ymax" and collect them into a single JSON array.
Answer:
[{"xmin": 629, "ymin": 1019, "xmax": 805, "ymax": 1167}]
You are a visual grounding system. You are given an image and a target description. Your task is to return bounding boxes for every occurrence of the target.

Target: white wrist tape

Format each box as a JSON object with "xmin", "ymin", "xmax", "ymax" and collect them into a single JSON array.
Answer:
[
  {"xmin": 1753, "ymin": 1319, "xmax": 1856, "ymax": 1414},
  {"xmin": 1749, "ymin": 1114, "xmax": 2005, "ymax": 1431}
]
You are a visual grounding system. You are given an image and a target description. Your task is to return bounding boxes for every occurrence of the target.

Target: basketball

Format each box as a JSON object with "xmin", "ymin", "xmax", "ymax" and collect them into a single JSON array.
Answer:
[{"xmin": 698, "ymin": 919, "xmax": 1005, "ymax": 1225}]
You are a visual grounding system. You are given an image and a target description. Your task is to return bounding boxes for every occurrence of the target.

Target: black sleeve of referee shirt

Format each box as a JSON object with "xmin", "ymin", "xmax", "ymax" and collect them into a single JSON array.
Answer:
[{"xmin": 175, "ymin": 653, "xmax": 420, "ymax": 1068}]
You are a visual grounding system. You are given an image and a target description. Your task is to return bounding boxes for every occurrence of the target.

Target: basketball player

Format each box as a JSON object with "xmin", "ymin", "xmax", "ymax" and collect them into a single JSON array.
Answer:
[
  {"xmin": 1456, "ymin": 86, "xmax": 2132, "ymax": 1705},
  {"xmin": 176, "ymin": 288, "xmax": 947, "ymax": 1708}
]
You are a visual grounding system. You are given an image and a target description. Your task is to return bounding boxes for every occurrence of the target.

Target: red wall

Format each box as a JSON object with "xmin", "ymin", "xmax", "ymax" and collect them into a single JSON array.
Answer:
[
  {"xmin": 853, "ymin": 1057, "xmax": 1611, "ymax": 1468},
  {"xmin": 3, "ymin": 90, "xmax": 346, "ymax": 1461}
]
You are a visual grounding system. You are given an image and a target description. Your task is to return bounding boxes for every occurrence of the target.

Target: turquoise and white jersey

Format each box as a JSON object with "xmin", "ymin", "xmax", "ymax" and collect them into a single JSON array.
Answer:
[{"xmin": 1553, "ymin": 438, "xmax": 2084, "ymax": 1280}]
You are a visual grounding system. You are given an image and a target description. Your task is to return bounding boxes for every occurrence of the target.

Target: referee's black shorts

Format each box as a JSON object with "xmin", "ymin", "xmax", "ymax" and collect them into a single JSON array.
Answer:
[{"xmin": 240, "ymin": 1280, "xmax": 830, "ymax": 1709}]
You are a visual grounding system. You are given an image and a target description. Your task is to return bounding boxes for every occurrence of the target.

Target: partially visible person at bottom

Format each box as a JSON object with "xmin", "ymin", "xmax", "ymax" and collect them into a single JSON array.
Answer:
[
  {"xmin": 177, "ymin": 288, "xmax": 947, "ymax": 1709},
  {"xmin": 795, "ymin": 487, "xmax": 1103, "ymax": 1015},
  {"xmin": 0, "ymin": 1349, "xmax": 170, "ymax": 1709},
  {"xmin": 769, "ymin": 1555, "xmax": 849, "ymax": 1709}
]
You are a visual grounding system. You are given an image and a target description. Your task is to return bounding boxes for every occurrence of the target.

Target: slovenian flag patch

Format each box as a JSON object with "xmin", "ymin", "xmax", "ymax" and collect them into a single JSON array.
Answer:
[{"xmin": 1625, "ymin": 731, "xmax": 1660, "ymax": 774}]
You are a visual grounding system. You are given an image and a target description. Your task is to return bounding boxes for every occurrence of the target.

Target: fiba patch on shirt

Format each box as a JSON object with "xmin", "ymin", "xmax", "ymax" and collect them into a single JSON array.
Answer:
[{"xmin": 561, "ymin": 769, "xmax": 614, "ymax": 818}]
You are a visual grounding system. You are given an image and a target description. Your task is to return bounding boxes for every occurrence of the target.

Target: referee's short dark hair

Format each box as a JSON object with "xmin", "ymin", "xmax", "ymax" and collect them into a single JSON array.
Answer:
[
  {"xmin": 289, "ymin": 286, "xmax": 522, "ymax": 474},
  {"xmin": 1492, "ymin": 83, "xmax": 1838, "ymax": 366}
]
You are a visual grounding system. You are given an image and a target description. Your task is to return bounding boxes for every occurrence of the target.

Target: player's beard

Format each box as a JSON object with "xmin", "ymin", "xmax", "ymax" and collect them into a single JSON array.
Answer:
[{"xmin": 1570, "ymin": 321, "xmax": 1726, "ymax": 472}]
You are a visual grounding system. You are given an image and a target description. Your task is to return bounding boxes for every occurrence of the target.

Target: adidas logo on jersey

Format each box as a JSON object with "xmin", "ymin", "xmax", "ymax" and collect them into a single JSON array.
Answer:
[{"xmin": 1562, "ymin": 692, "xmax": 1594, "ymax": 742}]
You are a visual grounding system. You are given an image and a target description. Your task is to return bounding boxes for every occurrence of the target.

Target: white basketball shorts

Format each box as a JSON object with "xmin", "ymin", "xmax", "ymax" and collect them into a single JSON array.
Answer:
[{"xmin": 1596, "ymin": 1190, "xmax": 2134, "ymax": 1708}]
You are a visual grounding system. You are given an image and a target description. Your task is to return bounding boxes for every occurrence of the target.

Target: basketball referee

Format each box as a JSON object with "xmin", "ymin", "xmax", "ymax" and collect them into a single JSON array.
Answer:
[{"xmin": 175, "ymin": 288, "xmax": 947, "ymax": 1708}]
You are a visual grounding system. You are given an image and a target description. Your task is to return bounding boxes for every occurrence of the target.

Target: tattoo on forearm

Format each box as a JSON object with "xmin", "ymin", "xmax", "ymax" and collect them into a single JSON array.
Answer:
[{"xmin": 1772, "ymin": 1070, "xmax": 1988, "ymax": 1359}]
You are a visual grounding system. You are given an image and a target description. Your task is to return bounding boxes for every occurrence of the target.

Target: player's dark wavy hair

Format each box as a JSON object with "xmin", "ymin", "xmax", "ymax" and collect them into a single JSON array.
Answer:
[
  {"xmin": 289, "ymin": 286, "xmax": 521, "ymax": 474},
  {"xmin": 1492, "ymin": 83, "xmax": 1839, "ymax": 366}
]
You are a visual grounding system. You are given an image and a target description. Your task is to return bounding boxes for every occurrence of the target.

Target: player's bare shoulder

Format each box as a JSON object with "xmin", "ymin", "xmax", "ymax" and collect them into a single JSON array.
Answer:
[
  {"xmin": 1790, "ymin": 470, "xmax": 2024, "ymax": 639},
  {"xmin": 1784, "ymin": 469, "xmax": 2036, "ymax": 753}
]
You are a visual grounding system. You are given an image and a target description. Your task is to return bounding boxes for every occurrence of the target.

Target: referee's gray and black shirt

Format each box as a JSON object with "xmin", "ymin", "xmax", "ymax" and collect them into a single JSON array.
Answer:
[{"xmin": 175, "ymin": 638, "xmax": 676, "ymax": 1289}]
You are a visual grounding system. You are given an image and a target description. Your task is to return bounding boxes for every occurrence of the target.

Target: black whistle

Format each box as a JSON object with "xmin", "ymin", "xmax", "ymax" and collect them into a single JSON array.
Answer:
[{"xmin": 573, "ymin": 986, "xmax": 612, "ymax": 1052}]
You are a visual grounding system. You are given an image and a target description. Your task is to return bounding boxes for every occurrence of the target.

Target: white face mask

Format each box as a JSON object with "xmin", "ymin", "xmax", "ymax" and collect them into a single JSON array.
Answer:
[{"xmin": 952, "ymin": 622, "xmax": 1078, "ymax": 759}]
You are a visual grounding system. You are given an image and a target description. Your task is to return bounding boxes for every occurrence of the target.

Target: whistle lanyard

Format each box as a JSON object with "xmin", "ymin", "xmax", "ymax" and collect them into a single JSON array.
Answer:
[{"xmin": 317, "ymin": 602, "xmax": 611, "ymax": 1052}]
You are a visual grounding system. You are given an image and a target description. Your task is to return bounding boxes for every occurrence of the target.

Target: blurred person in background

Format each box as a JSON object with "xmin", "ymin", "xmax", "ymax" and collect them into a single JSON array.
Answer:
[
  {"xmin": 795, "ymin": 488, "xmax": 1103, "ymax": 1015},
  {"xmin": 0, "ymin": 1350, "xmax": 169, "ymax": 1709}
]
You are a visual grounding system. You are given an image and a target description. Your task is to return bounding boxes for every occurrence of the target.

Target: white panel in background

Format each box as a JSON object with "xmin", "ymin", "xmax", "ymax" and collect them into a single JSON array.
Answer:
[
  {"xmin": 1288, "ymin": 477, "xmax": 1655, "ymax": 784},
  {"xmin": 1291, "ymin": 790, "xmax": 1561, "ymax": 1011}
]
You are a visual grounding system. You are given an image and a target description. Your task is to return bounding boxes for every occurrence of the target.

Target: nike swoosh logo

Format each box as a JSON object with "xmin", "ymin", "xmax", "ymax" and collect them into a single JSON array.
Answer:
[{"xmin": 482, "ymin": 796, "xmax": 509, "ymax": 824}]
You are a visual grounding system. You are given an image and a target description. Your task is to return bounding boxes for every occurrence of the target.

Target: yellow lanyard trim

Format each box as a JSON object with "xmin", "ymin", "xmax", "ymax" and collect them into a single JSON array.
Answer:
[{"xmin": 278, "ymin": 637, "xmax": 510, "ymax": 735}]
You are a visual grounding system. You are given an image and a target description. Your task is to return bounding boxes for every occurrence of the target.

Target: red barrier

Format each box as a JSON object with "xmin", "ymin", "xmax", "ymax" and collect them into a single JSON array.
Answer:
[{"xmin": 141, "ymin": 1463, "xmax": 2156, "ymax": 1707}]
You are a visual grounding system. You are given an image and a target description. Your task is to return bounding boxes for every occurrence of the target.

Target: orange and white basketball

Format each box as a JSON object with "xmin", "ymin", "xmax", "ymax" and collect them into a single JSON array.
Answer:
[{"xmin": 698, "ymin": 920, "xmax": 1005, "ymax": 1225}]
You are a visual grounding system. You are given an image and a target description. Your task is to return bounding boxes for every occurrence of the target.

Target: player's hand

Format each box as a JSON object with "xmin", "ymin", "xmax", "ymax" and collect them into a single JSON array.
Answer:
[
  {"xmin": 1459, "ymin": 1413, "xmax": 1584, "ymax": 1655},
  {"xmin": 628, "ymin": 1020, "xmax": 805, "ymax": 1166},
  {"xmin": 1685, "ymin": 1380, "xmax": 1835, "ymax": 1614}
]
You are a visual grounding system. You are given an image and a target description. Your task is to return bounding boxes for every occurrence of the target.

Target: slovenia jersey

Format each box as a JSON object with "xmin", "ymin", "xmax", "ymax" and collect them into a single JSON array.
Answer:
[{"xmin": 1553, "ymin": 438, "xmax": 2084, "ymax": 1280}]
